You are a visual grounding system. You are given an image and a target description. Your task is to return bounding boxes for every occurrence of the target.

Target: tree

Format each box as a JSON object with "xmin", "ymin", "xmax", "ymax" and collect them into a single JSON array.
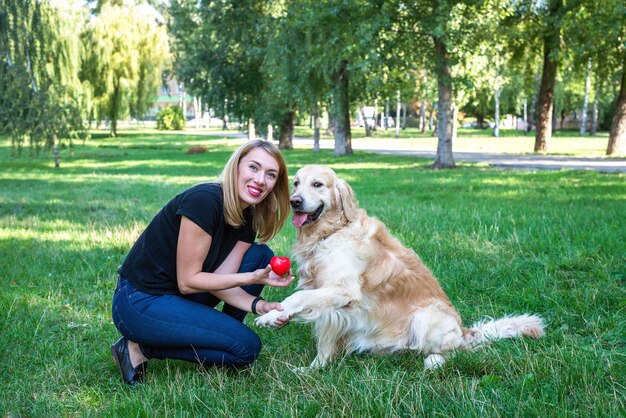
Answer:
[
  {"xmin": 0, "ymin": 0, "xmax": 88, "ymax": 159},
  {"xmin": 391, "ymin": 1, "xmax": 492, "ymax": 169},
  {"xmin": 607, "ymin": 49, "xmax": 626, "ymax": 155},
  {"xmin": 82, "ymin": 2, "xmax": 170, "ymax": 136},
  {"xmin": 169, "ymin": 0, "xmax": 270, "ymax": 136},
  {"xmin": 568, "ymin": 0, "xmax": 625, "ymax": 155}
]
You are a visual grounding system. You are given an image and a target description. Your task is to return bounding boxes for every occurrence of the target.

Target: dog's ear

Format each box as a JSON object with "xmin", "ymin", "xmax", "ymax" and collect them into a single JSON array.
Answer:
[{"xmin": 335, "ymin": 178, "xmax": 358, "ymax": 221}]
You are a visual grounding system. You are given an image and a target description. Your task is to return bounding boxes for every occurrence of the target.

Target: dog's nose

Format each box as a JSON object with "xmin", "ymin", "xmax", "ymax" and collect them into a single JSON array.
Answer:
[{"xmin": 290, "ymin": 195, "xmax": 303, "ymax": 209}]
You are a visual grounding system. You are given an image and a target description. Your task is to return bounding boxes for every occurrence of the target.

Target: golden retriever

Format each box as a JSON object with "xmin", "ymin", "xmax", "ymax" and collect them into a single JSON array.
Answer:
[{"xmin": 256, "ymin": 165, "xmax": 544, "ymax": 370}]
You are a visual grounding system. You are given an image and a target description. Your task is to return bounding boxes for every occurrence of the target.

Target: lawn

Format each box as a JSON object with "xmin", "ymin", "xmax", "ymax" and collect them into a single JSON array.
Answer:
[{"xmin": 0, "ymin": 130, "xmax": 624, "ymax": 416}]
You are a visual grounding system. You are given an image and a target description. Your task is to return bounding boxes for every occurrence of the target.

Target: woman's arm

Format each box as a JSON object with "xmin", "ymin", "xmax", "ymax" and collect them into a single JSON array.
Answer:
[{"xmin": 176, "ymin": 216, "xmax": 292, "ymax": 295}]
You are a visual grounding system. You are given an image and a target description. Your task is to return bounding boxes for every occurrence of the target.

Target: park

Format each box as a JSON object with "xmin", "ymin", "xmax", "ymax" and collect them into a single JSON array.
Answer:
[{"xmin": 1, "ymin": 0, "xmax": 625, "ymax": 416}]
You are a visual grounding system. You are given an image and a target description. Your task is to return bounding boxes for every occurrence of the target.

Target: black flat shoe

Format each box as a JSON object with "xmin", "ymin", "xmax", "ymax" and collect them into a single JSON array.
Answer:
[{"xmin": 111, "ymin": 337, "xmax": 148, "ymax": 386}]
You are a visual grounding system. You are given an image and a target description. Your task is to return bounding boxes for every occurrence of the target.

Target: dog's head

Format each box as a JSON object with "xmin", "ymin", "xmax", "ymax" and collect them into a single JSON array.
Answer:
[{"xmin": 290, "ymin": 165, "xmax": 358, "ymax": 229}]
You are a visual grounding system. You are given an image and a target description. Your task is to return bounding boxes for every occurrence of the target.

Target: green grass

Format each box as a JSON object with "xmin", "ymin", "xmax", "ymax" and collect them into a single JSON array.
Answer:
[{"xmin": 1, "ymin": 130, "xmax": 624, "ymax": 416}]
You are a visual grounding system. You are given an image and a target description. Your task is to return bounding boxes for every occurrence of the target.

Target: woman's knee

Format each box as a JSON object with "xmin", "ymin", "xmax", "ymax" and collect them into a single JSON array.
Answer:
[
  {"xmin": 240, "ymin": 243, "xmax": 274, "ymax": 273},
  {"xmin": 231, "ymin": 330, "xmax": 262, "ymax": 365}
]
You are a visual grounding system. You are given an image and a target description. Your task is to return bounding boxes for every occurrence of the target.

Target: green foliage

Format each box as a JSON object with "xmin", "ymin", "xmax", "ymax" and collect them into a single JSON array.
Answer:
[
  {"xmin": 0, "ymin": 130, "xmax": 623, "ymax": 416},
  {"xmin": 156, "ymin": 105, "xmax": 185, "ymax": 130},
  {"xmin": 0, "ymin": 0, "xmax": 87, "ymax": 157},
  {"xmin": 81, "ymin": 2, "xmax": 171, "ymax": 136}
]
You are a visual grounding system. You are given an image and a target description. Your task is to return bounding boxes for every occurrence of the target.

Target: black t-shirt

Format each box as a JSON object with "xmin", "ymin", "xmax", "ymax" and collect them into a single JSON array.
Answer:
[{"xmin": 118, "ymin": 183, "xmax": 256, "ymax": 295}]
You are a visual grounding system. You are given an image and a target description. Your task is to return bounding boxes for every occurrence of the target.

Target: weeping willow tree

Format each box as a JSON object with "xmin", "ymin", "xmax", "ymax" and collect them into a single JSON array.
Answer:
[
  {"xmin": 81, "ymin": 2, "xmax": 171, "ymax": 137},
  {"xmin": 0, "ymin": 0, "xmax": 88, "ymax": 161}
]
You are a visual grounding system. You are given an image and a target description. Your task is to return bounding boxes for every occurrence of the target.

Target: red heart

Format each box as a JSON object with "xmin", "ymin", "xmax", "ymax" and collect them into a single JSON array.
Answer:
[{"xmin": 270, "ymin": 256, "xmax": 291, "ymax": 276}]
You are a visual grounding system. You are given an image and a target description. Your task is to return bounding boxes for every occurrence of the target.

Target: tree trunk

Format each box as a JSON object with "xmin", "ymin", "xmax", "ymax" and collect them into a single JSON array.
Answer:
[
  {"xmin": 523, "ymin": 98, "xmax": 528, "ymax": 131},
  {"xmin": 313, "ymin": 101, "xmax": 321, "ymax": 152},
  {"xmin": 429, "ymin": 102, "xmax": 435, "ymax": 131},
  {"xmin": 325, "ymin": 105, "xmax": 334, "ymax": 135},
  {"xmin": 534, "ymin": 0, "xmax": 563, "ymax": 152},
  {"xmin": 359, "ymin": 104, "xmax": 371, "ymax": 137},
  {"xmin": 527, "ymin": 69, "xmax": 541, "ymax": 135},
  {"xmin": 331, "ymin": 60, "xmax": 352, "ymax": 156},
  {"xmin": 372, "ymin": 98, "xmax": 378, "ymax": 131},
  {"xmin": 247, "ymin": 118, "xmax": 255, "ymax": 141},
  {"xmin": 53, "ymin": 133, "xmax": 60, "ymax": 168},
  {"xmin": 432, "ymin": 37, "xmax": 455, "ymax": 169},
  {"xmin": 493, "ymin": 85, "xmax": 501, "ymax": 137},
  {"xmin": 395, "ymin": 90, "xmax": 401, "ymax": 138},
  {"xmin": 580, "ymin": 60, "xmax": 591, "ymax": 136},
  {"xmin": 278, "ymin": 111, "xmax": 294, "ymax": 150},
  {"xmin": 402, "ymin": 101, "xmax": 407, "ymax": 129},
  {"xmin": 266, "ymin": 124, "xmax": 273, "ymax": 141},
  {"xmin": 607, "ymin": 49, "xmax": 626, "ymax": 156},
  {"xmin": 384, "ymin": 99, "xmax": 389, "ymax": 130},
  {"xmin": 222, "ymin": 100, "xmax": 228, "ymax": 130},
  {"xmin": 590, "ymin": 77, "xmax": 600, "ymax": 136},
  {"xmin": 419, "ymin": 101, "xmax": 426, "ymax": 133},
  {"xmin": 477, "ymin": 114, "xmax": 485, "ymax": 129},
  {"xmin": 194, "ymin": 96, "xmax": 201, "ymax": 129}
]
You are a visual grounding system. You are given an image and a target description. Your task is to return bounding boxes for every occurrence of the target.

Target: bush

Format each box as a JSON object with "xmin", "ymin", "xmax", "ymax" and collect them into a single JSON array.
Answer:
[{"xmin": 156, "ymin": 105, "xmax": 185, "ymax": 130}]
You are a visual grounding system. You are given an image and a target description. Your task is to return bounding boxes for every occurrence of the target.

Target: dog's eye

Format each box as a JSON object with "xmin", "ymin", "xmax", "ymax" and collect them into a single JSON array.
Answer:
[
  {"xmin": 293, "ymin": 180, "xmax": 299, "ymax": 187},
  {"xmin": 313, "ymin": 182, "xmax": 323, "ymax": 188}
]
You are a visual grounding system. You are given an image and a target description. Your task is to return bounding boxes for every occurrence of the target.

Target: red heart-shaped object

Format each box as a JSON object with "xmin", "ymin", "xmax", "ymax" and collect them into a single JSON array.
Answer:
[{"xmin": 270, "ymin": 256, "xmax": 291, "ymax": 276}]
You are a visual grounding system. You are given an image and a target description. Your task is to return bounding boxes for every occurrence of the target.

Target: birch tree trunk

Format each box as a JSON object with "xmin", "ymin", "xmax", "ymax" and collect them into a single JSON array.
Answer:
[
  {"xmin": 432, "ymin": 37, "xmax": 455, "ymax": 169},
  {"xmin": 266, "ymin": 124, "xmax": 273, "ymax": 141},
  {"xmin": 580, "ymin": 60, "xmax": 591, "ymax": 136},
  {"xmin": 359, "ymin": 104, "xmax": 371, "ymax": 137}
]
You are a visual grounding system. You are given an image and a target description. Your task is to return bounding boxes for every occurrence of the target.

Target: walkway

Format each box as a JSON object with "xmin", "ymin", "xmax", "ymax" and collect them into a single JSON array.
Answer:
[{"xmin": 292, "ymin": 138, "xmax": 626, "ymax": 173}]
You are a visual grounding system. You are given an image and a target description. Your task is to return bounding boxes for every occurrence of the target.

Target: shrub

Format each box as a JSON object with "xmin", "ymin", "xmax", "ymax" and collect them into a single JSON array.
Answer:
[{"xmin": 156, "ymin": 105, "xmax": 185, "ymax": 130}]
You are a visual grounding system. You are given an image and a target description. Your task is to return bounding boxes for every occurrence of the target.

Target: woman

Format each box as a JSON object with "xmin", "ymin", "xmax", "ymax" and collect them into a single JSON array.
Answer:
[{"xmin": 111, "ymin": 139, "xmax": 293, "ymax": 386}]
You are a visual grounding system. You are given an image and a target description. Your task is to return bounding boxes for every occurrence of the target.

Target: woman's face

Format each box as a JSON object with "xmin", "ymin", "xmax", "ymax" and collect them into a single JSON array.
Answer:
[{"xmin": 237, "ymin": 147, "xmax": 280, "ymax": 208}]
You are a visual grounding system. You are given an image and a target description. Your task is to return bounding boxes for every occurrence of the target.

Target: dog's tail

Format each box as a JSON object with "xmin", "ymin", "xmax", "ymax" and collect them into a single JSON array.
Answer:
[{"xmin": 463, "ymin": 314, "xmax": 545, "ymax": 348}]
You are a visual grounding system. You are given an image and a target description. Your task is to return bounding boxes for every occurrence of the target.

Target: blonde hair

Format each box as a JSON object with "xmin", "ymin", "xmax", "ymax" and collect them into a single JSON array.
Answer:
[{"xmin": 218, "ymin": 139, "xmax": 290, "ymax": 243}]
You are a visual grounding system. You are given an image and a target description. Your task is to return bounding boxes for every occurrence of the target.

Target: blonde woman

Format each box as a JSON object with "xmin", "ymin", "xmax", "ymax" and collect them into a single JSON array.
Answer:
[{"xmin": 111, "ymin": 140, "xmax": 293, "ymax": 386}]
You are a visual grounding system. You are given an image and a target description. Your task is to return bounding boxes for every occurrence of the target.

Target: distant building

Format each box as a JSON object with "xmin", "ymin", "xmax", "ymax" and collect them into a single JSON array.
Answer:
[{"xmin": 148, "ymin": 79, "xmax": 195, "ymax": 119}]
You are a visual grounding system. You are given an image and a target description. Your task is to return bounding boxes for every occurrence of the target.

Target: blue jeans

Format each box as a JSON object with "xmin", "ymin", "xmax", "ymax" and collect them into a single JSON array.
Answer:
[{"xmin": 112, "ymin": 243, "xmax": 273, "ymax": 367}]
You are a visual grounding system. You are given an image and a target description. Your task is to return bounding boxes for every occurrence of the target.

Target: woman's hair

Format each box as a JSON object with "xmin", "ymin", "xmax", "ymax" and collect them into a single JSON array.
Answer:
[{"xmin": 219, "ymin": 139, "xmax": 290, "ymax": 243}]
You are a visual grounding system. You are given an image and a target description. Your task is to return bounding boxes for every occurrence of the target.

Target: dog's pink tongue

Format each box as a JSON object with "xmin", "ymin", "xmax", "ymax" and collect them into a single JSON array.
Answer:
[{"xmin": 292, "ymin": 213, "xmax": 308, "ymax": 227}]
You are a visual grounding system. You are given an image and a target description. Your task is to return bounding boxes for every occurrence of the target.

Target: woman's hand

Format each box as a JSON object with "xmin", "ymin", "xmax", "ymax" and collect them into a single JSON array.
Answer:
[
  {"xmin": 251, "ymin": 265, "xmax": 295, "ymax": 288},
  {"xmin": 257, "ymin": 300, "xmax": 291, "ymax": 328}
]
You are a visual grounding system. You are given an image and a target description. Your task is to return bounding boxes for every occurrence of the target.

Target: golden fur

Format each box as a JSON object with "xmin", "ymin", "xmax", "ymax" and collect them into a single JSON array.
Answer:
[{"xmin": 256, "ymin": 165, "xmax": 544, "ymax": 369}]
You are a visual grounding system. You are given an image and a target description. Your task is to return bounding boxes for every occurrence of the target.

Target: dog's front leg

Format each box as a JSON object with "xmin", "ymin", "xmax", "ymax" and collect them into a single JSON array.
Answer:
[{"xmin": 255, "ymin": 287, "xmax": 354, "ymax": 328}]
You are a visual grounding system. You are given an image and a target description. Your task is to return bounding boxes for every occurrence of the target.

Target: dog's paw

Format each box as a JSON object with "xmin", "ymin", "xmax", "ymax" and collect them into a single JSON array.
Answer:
[
  {"xmin": 424, "ymin": 354, "xmax": 445, "ymax": 370},
  {"xmin": 255, "ymin": 309, "xmax": 284, "ymax": 328}
]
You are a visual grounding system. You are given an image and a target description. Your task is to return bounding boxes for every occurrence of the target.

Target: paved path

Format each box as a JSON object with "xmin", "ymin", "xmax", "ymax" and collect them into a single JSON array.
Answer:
[
  {"xmin": 292, "ymin": 138, "xmax": 626, "ymax": 173},
  {"xmin": 180, "ymin": 131, "xmax": 625, "ymax": 173}
]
